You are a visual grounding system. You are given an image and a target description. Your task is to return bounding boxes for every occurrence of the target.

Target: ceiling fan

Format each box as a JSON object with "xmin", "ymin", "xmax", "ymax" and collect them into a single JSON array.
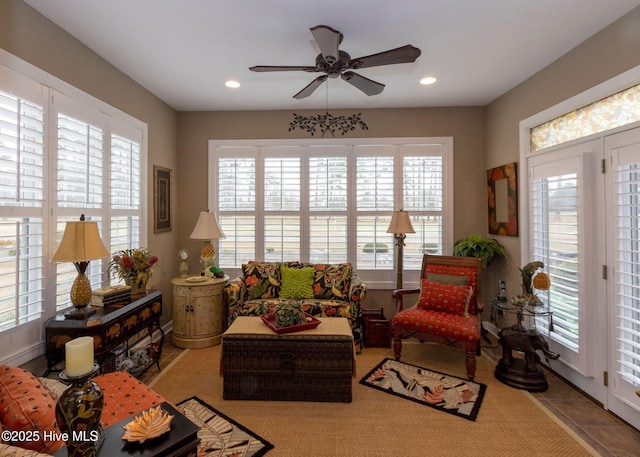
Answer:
[{"xmin": 249, "ymin": 25, "xmax": 421, "ymax": 99}]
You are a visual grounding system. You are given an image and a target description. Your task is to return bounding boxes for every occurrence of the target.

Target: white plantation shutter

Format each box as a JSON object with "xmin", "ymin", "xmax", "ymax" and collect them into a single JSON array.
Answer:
[
  {"xmin": 309, "ymin": 155, "xmax": 348, "ymax": 263},
  {"xmin": 111, "ymin": 134, "xmax": 140, "ymax": 210},
  {"xmin": 218, "ymin": 157, "xmax": 256, "ymax": 211},
  {"xmin": 0, "ymin": 73, "xmax": 46, "ymax": 330},
  {"xmin": 217, "ymin": 156, "xmax": 257, "ymax": 266},
  {"xmin": 109, "ymin": 131, "xmax": 142, "ymax": 256},
  {"xmin": 264, "ymin": 155, "xmax": 301, "ymax": 261},
  {"xmin": 356, "ymin": 215, "xmax": 393, "ymax": 269},
  {"xmin": 56, "ymin": 113, "xmax": 103, "ymax": 208},
  {"xmin": 264, "ymin": 157, "xmax": 300, "ymax": 211},
  {"xmin": 210, "ymin": 139, "xmax": 452, "ymax": 285},
  {"xmin": 403, "ymin": 155, "xmax": 442, "ymax": 211},
  {"xmin": 0, "ymin": 218, "xmax": 44, "ymax": 330},
  {"xmin": 309, "ymin": 156, "xmax": 347, "ymax": 211},
  {"xmin": 403, "ymin": 152, "xmax": 445, "ymax": 269},
  {"xmin": 0, "ymin": 96, "xmax": 44, "ymax": 207},
  {"xmin": 356, "ymin": 155, "xmax": 394, "ymax": 211},
  {"xmin": 356, "ymin": 152, "xmax": 394, "ymax": 270},
  {"xmin": 309, "ymin": 216, "xmax": 348, "ymax": 263},
  {"xmin": 530, "ymin": 159, "xmax": 581, "ymax": 350},
  {"xmin": 218, "ymin": 216, "xmax": 255, "ymax": 267},
  {"xmin": 0, "ymin": 56, "xmax": 146, "ymax": 365},
  {"xmin": 612, "ymin": 151, "xmax": 640, "ymax": 390}
]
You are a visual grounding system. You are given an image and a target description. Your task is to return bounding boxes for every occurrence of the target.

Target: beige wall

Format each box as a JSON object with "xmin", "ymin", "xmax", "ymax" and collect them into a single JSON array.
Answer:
[
  {"xmin": 485, "ymin": 6, "xmax": 640, "ymax": 299},
  {"xmin": 0, "ymin": 0, "xmax": 180, "ymax": 327}
]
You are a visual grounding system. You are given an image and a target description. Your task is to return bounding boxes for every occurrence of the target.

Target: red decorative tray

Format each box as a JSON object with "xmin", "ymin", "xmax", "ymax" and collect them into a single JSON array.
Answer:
[{"xmin": 260, "ymin": 313, "xmax": 321, "ymax": 334}]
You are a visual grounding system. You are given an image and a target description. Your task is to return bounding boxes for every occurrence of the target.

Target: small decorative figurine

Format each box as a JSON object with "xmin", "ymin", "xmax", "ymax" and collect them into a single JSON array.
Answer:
[
  {"xmin": 178, "ymin": 249, "xmax": 189, "ymax": 278},
  {"xmin": 209, "ymin": 265, "xmax": 225, "ymax": 278}
]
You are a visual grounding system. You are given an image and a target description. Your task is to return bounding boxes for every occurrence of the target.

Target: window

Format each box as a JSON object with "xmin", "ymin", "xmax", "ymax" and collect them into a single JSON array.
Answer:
[
  {"xmin": 530, "ymin": 84, "xmax": 640, "ymax": 152},
  {"xmin": 0, "ymin": 52, "xmax": 146, "ymax": 364},
  {"xmin": 210, "ymin": 139, "xmax": 453, "ymax": 286}
]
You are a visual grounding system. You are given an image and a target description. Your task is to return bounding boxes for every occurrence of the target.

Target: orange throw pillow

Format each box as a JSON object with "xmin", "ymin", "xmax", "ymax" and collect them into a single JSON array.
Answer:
[
  {"xmin": 0, "ymin": 365, "xmax": 64, "ymax": 453},
  {"xmin": 416, "ymin": 279, "xmax": 473, "ymax": 316}
]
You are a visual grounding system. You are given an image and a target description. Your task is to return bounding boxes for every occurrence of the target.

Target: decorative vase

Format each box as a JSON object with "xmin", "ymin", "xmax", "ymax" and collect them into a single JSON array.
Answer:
[
  {"xmin": 55, "ymin": 365, "xmax": 105, "ymax": 457},
  {"xmin": 125, "ymin": 273, "xmax": 147, "ymax": 297}
]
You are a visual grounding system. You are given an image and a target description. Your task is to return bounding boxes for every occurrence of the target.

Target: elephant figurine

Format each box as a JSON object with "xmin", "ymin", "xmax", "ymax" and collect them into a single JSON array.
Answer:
[{"xmin": 499, "ymin": 327, "xmax": 559, "ymax": 372}]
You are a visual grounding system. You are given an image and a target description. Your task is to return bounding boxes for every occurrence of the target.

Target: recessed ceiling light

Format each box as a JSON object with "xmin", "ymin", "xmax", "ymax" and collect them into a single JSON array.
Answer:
[
  {"xmin": 225, "ymin": 80, "xmax": 241, "ymax": 88},
  {"xmin": 420, "ymin": 76, "xmax": 438, "ymax": 85}
]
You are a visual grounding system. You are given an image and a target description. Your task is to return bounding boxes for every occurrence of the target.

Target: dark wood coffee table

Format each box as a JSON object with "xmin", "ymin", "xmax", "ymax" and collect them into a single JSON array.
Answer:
[{"xmin": 53, "ymin": 402, "xmax": 200, "ymax": 457}]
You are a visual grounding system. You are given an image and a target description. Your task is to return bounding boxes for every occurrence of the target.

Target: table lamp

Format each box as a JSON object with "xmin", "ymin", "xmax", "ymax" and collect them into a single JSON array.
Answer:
[
  {"xmin": 51, "ymin": 215, "xmax": 109, "ymax": 319},
  {"xmin": 190, "ymin": 210, "xmax": 225, "ymax": 275},
  {"xmin": 386, "ymin": 209, "xmax": 415, "ymax": 289}
]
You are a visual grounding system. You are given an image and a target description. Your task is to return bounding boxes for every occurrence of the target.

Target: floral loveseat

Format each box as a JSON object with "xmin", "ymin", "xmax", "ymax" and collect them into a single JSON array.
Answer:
[
  {"xmin": 0, "ymin": 365, "xmax": 166, "ymax": 456},
  {"xmin": 225, "ymin": 262, "xmax": 367, "ymax": 350}
]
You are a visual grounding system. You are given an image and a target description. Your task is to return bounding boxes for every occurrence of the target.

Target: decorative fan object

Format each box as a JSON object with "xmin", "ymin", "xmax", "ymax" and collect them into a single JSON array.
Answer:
[{"xmin": 250, "ymin": 25, "xmax": 421, "ymax": 99}]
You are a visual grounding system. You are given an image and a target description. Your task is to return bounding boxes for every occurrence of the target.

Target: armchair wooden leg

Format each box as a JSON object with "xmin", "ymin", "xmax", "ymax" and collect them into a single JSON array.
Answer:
[
  {"xmin": 465, "ymin": 352, "xmax": 476, "ymax": 381},
  {"xmin": 392, "ymin": 322, "xmax": 403, "ymax": 360}
]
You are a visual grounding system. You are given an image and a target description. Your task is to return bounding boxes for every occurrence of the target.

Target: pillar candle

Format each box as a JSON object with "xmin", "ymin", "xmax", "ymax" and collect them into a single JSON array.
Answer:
[{"xmin": 65, "ymin": 336, "xmax": 94, "ymax": 377}]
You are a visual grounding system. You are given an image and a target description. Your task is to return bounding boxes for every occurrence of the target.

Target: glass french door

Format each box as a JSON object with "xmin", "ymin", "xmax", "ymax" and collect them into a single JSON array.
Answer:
[{"xmin": 606, "ymin": 127, "xmax": 640, "ymax": 430}]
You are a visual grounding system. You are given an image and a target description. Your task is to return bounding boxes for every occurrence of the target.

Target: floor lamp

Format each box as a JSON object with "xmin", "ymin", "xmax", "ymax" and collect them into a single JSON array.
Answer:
[{"xmin": 387, "ymin": 210, "xmax": 415, "ymax": 290}]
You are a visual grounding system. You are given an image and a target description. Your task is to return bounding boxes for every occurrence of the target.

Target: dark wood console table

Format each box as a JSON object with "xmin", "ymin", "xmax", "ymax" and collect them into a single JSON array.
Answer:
[{"xmin": 44, "ymin": 291, "xmax": 164, "ymax": 377}]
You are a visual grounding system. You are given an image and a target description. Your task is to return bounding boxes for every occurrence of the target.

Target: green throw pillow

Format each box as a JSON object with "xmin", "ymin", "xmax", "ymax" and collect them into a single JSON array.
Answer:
[{"xmin": 280, "ymin": 266, "xmax": 315, "ymax": 299}]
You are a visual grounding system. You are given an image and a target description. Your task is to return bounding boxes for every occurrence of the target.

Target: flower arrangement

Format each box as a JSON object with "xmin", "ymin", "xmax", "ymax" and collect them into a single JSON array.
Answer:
[{"xmin": 108, "ymin": 248, "xmax": 158, "ymax": 288}]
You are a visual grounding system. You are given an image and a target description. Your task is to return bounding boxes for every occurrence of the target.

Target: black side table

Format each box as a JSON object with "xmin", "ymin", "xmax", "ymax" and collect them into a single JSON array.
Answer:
[{"xmin": 53, "ymin": 402, "xmax": 200, "ymax": 457}]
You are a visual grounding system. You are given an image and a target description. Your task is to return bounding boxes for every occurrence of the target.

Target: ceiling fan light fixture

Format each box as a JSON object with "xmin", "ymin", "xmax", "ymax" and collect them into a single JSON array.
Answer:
[
  {"xmin": 225, "ymin": 80, "xmax": 241, "ymax": 88},
  {"xmin": 249, "ymin": 25, "xmax": 421, "ymax": 99},
  {"xmin": 420, "ymin": 76, "xmax": 438, "ymax": 85}
]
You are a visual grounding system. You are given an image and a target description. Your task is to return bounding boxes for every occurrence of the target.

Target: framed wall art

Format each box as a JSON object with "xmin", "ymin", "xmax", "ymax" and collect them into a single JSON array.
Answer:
[
  {"xmin": 487, "ymin": 162, "xmax": 518, "ymax": 237},
  {"xmin": 154, "ymin": 165, "xmax": 172, "ymax": 233}
]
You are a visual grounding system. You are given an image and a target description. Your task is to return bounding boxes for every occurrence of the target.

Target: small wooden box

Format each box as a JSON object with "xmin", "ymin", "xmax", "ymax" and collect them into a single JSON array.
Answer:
[{"xmin": 365, "ymin": 318, "xmax": 391, "ymax": 348}]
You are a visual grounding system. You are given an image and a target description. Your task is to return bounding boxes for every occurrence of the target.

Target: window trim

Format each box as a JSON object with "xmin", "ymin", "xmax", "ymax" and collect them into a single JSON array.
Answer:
[{"xmin": 208, "ymin": 137, "xmax": 453, "ymax": 289}]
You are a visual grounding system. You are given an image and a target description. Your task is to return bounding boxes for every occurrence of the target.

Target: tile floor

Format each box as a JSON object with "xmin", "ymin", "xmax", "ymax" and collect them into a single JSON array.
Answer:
[{"xmin": 140, "ymin": 334, "xmax": 640, "ymax": 457}]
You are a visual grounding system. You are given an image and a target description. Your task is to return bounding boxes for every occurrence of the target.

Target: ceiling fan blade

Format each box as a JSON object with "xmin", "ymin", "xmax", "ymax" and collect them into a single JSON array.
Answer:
[
  {"xmin": 310, "ymin": 25, "xmax": 343, "ymax": 65},
  {"xmin": 293, "ymin": 75, "xmax": 329, "ymax": 99},
  {"xmin": 249, "ymin": 65, "xmax": 316, "ymax": 72},
  {"xmin": 349, "ymin": 44, "xmax": 421, "ymax": 69},
  {"xmin": 341, "ymin": 71, "xmax": 385, "ymax": 96}
]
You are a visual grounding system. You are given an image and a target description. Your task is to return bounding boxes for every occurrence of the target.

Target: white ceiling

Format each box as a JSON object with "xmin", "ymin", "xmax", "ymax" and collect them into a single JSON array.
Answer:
[{"xmin": 24, "ymin": 0, "xmax": 640, "ymax": 112}]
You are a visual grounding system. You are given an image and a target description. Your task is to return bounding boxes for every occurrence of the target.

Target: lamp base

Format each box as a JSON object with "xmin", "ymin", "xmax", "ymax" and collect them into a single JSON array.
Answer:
[{"xmin": 64, "ymin": 306, "xmax": 96, "ymax": 320}]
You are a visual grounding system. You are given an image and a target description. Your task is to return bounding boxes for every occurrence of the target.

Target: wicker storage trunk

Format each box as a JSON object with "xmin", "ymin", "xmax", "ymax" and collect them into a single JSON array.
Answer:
[{"xmin": 222, "ymin": 318, "xmax": 354, "ymax": 402}]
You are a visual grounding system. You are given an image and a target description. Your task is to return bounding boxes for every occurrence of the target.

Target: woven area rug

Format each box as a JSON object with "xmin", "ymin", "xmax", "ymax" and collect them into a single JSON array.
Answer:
[
  {"xmin": 149, "ymin": 344, "xmax": 600, "ymax": 456},
  {"xmin": 360, "ymin": 358, "xmax": 487, "ymax": 421},
  {"xmin": 176, "ymin": 396, "xmax": 274, "ymax": 457}
]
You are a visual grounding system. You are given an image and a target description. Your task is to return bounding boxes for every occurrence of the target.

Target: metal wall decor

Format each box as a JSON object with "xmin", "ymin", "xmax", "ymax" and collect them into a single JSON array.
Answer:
[{"xmin": 289, "ymin": 112, "xmax": 368, "ymax": 137}]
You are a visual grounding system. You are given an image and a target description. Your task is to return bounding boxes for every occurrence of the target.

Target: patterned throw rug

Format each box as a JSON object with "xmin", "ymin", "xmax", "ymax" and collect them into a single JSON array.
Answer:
[
  {"xmin": 360, "ymin": 358, "xmax": 487, "ymax": 421},
  {"xmin": 176, "ymin": 396, "xmax": 274, "ymax": 457}
]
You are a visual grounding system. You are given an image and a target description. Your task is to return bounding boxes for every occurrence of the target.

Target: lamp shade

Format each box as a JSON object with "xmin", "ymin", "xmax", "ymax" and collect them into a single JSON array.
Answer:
[
  {"xmin": 386, "ymin": 210, "xmax": 415, "ymax": 234},
  {"xmin": 51, "ymin": 220, "xmax": 109, "ymax": 262},
  {"xmin": 190, "ymin": 211, "xmax": 226, "ymax": 240}
]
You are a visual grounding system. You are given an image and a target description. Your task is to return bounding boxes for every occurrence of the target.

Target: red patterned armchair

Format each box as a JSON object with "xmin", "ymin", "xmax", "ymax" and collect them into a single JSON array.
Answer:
[{"xmin": 391, "ymin": 255, "xmax": 482, "ymax": 380}]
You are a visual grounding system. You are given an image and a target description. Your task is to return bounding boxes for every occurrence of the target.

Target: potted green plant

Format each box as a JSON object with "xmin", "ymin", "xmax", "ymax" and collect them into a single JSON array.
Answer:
[{"xmin": 453, "ymin": 234, "xmax": 506, "ymax": 268}]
